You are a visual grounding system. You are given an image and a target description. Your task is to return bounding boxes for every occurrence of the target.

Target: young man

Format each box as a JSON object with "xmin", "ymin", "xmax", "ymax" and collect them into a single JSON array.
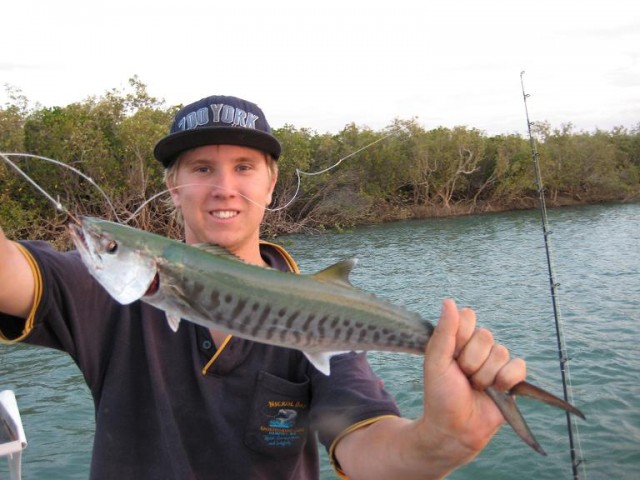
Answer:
[{"xmin": 0, "ymin": 95, "xmax": 526, "ymax": 479}]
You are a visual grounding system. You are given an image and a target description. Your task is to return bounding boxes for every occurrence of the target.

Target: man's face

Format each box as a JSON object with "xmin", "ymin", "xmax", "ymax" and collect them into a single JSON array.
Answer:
[{"xmin": 168, "ymin": 144, "xmax": 277, "ymax": 263}]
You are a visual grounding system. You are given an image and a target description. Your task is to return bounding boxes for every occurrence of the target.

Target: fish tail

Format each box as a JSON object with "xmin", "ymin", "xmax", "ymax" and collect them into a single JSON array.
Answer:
[
  {"xmin": 485, "ymin": 381, "xmax": 586, "ymax": 455},
  {"xmin": 510, "ymin": 381, "xmax": 586, "ymax": 420},
  {"xmin": 485, "ymin": 386, "xmax": 547, "ymax": 456}
]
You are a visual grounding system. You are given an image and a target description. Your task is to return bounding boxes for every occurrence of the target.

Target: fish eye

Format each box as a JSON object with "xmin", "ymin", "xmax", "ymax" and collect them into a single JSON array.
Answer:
[{"xmin": 106, "ymin": 240, "xmax": 118, "ymax": 254}]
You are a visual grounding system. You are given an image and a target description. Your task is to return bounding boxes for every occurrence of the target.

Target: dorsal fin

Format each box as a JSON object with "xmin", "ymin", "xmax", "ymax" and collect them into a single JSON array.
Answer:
[
  {"xmin": 193, "ymin": 243, "xmax": 244, "ymax": 262},
  {"xmin": 312, "ymin": 258, "xmax": 358, "ymax": 287}
]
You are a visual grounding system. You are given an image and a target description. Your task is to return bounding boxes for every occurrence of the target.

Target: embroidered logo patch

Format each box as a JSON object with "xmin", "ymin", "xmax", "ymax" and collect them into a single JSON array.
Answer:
[{"xmin": 259, "ymin": 400, "xmax": 307, "ymax": 449}]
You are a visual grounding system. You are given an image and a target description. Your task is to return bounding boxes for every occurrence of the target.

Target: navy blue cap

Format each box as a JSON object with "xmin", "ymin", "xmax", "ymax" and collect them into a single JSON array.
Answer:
[{"xmin": 154, "ymin": 95, "xmax": 281, "ymax": 167}]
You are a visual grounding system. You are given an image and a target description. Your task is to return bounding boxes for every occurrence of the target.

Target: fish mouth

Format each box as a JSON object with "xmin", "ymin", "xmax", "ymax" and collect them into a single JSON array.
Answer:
[
  {"xmin": 69, "ymin": 221, "xmax": 102, "ymax": 272},
  {"xmin": 68, "ymin": 222, "xmax": 88, "ymax": 252}
]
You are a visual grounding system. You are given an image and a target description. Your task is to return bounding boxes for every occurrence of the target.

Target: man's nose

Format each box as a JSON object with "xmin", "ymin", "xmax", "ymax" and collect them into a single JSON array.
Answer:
[{"xmin": 211, "ymin": 170, "xmax": 236, "ymax": 198}]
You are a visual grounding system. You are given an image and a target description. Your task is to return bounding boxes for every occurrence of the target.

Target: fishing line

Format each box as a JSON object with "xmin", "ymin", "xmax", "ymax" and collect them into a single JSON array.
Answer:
[
  {"xmin": 267, "ymin": 127, "xmax": 403, "ymax": 212},
  {"xmin": 0, "ymin": 154, "xmax": 219, "ymax": 225},
  {"xmin": 0, "ymin": 153, "xmax": 87, "ymax": 224},
  {"xmin": 520, "ymin": 71, "xmax": 586, "ymax": 480}
]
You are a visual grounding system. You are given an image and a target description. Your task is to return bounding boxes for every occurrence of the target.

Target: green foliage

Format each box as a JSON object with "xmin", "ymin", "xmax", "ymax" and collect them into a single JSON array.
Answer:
[
  {"xmin": 0, "ymin": 86, "xmax": 29, "ymax": 152},
  {"xmin": 1, "ymin": 79, "xmax": 639, "ymax": 242}
]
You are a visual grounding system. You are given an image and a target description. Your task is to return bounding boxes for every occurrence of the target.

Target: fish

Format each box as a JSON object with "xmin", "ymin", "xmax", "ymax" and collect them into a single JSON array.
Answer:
[
  {"xmin": 68, "ymin": 216, "xmax": 585, "ymax": 456},
  {"xmin": 0, "ymin": 390, "xmax": 27, "ymax": 480}
]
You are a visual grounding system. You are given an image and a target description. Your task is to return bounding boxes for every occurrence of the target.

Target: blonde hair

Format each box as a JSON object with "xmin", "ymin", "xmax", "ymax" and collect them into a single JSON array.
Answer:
[{"xmin": 163, "ymin": 150, "xmax": 278, "ymax": 226}]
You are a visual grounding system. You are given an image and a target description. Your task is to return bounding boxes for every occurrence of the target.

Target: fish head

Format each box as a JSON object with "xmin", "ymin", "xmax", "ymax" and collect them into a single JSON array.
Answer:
[{"xmin": 69, "ymin": 217, "xmax": 158, "ymax": 305}]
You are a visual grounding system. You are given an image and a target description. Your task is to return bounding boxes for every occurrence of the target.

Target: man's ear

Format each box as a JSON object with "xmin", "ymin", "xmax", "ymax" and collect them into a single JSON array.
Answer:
[
  {"xmin": 266, "ymin": 168, "xmax": 279, "ymax": 206},
  {"xmin": 167, "ymin": 179, "xmax": 181, "ymax": 207}
]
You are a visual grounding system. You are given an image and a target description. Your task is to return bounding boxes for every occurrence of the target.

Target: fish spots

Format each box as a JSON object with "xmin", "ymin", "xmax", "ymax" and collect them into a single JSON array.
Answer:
[
  {"xmin": 250, "ymin": 305, "xmax": 271, "ymax": 338},
  {"xmin": 281, "ymin": 311, "xmax": 301, "ymax": 341},
  {"xmin": 187, "ymin": 280, "xmax": 205, "ymax": 299},
  {"xmin": 358, "ymin": 329, "xmax": 367, "ymax": 341},
  {"xmin": 231, "ymin": 298, "xmax": 247, "ymax": 317},
  {"xmin": 333, "ymin": 328, "xmax": 342, "ymax": 340},
  {"xmin": 241, "ymin": 303, "xmax": 262, "ymax": 330},
  {"xmin": 210, "ymin": 291, "xmax": 221, "ymax": 309},
  {"xmin": 317, "ymin": 315, "xmax": 329, "ymax": 338},
  {"xmin": 285, "ymin": 311, "xmax": 301, "ymax": 329},
  {"xmin": 302, "ymin": 314, "xmax": 316, "ymax": 331}
]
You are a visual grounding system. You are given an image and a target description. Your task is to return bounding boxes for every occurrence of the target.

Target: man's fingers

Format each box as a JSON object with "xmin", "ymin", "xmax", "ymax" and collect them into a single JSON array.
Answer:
[
  {"xmin": 466, "ymin": 342, "xmax": 509, "ymax": 390},
  {"xmin": 425, "ymin": 299, "xmax": 459, "ymax": 374},
  {"xmin": 453, "ymin": 307, "xmax": 477, "ymax": 358},
  {"xmin": 456, "ymin": 328, "xmax": 494, "ymax": 376},
  {"xmin": 494, "ymin": 358, "xmax": 527, "ymax": 392}
]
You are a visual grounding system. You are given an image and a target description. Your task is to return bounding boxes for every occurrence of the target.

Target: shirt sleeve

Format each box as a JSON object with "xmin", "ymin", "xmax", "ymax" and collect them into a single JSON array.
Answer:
[
  {"xmin": 0, "ymin": 242, "xmax": 43, "ymax": 343},
  {"xmin": 308, "ymin": 351, "xmax": 401, "ymax": 474},
  {"xmin": 0, "ymin": 240, "xmax": 124, "ymax": 391}
]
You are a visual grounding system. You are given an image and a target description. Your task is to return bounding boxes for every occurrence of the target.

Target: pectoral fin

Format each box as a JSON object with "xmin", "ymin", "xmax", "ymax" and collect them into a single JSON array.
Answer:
[
  {"xmin": 166, "ymin": 313, "xmax": 181, "ymax": 332},
  {"xmin": 303, "ymin": 351, "xmax": 354, "ymax": 376}
]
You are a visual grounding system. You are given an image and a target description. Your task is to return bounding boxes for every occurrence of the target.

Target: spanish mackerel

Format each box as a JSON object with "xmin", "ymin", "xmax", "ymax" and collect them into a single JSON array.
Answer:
[{"xmin": 69, "ymin": 216, "xmax": 584, "ymax": 456}]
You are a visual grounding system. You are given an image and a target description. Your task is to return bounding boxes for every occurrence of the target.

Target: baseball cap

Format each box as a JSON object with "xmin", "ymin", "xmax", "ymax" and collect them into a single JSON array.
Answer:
[{"xmin": 154, "ymin": 95, "xmax": 282, "ymax": 167}]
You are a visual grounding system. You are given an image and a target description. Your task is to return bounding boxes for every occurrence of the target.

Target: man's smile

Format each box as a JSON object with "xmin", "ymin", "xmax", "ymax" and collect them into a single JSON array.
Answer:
[{"xmin": 210, "ymin": 210, "xmax": 239, "ymax": 219}]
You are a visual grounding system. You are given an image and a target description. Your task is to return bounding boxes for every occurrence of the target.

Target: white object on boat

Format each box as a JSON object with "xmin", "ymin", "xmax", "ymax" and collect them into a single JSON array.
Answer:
[{"xmin": 0, "ymin": 390, "xmax": 27, "ymax": 480}]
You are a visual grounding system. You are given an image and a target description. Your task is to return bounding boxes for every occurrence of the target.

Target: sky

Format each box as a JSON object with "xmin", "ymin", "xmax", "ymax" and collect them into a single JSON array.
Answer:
[{"xmin": 2, "ymin": 0, "xmax": 638, "ymax": 137}]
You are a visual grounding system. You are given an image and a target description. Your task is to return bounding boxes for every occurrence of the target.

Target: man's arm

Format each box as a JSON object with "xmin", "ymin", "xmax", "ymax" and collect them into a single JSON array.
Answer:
[
  {"xmin": 335, "ymin": 299, "xmax": 526, "ymax": 480},
  {"xmin": 0, "ymin": 226, "xmax": 35, "ymax": 319}
]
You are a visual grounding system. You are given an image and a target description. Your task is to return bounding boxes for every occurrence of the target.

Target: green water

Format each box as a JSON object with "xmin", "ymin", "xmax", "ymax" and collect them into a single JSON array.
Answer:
[{"xmin": 2, "ymin": 203, "xmax": 639, "ymax": 479}]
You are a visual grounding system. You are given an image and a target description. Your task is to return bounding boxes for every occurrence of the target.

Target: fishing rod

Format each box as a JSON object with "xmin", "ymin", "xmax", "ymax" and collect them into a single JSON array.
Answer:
[{"xmin": 520, "ymin": 71, "xmax": 585, "ymax": 479}]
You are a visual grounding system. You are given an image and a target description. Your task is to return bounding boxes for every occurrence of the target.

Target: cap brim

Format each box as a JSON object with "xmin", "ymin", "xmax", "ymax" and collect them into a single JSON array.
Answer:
[{"xmin": 154, "ymin": 127, "xmax": 282, "ymax": 167}]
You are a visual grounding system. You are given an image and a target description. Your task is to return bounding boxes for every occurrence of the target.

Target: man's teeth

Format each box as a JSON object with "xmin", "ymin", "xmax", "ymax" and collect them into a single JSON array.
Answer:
[{"xmin": 212, "ymin": 211, "xmax": 238, "ymax": 219}]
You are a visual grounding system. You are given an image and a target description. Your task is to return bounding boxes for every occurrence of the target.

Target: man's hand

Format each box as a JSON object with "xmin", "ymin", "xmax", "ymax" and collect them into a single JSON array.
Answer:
[
  {"xmin": 418, "ymin": 298, "xmax": 527, "ymax": 460},
  {"xmin": 336, "ymin": 299, "xmax": 527, "ymax": 480}
]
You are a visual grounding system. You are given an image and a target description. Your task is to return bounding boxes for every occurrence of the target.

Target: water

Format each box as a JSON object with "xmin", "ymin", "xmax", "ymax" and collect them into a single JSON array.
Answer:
[{"xmin": 1, "ymin": 203, "xmax": 639, "ymax": 479}]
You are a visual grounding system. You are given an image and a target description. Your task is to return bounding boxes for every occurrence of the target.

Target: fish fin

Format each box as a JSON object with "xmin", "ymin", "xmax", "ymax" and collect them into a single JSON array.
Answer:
[
  {"xmin": 510, "ymin": 381, "xmax": 586, "ymax": 420},
  {"xmin": 166, "ymin": 313, "xmax": 181, "ymax": 332},
  {"xmin": 484, "ymin": 386, "xmax": 547, "ymax": 456},
  {"xmin": 303, "ymin": 351, "xmax": 353, "ymax": 375},
  {"xmin": 312, "ymin": 259, "xmax": 358, "ymax": 287}
]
